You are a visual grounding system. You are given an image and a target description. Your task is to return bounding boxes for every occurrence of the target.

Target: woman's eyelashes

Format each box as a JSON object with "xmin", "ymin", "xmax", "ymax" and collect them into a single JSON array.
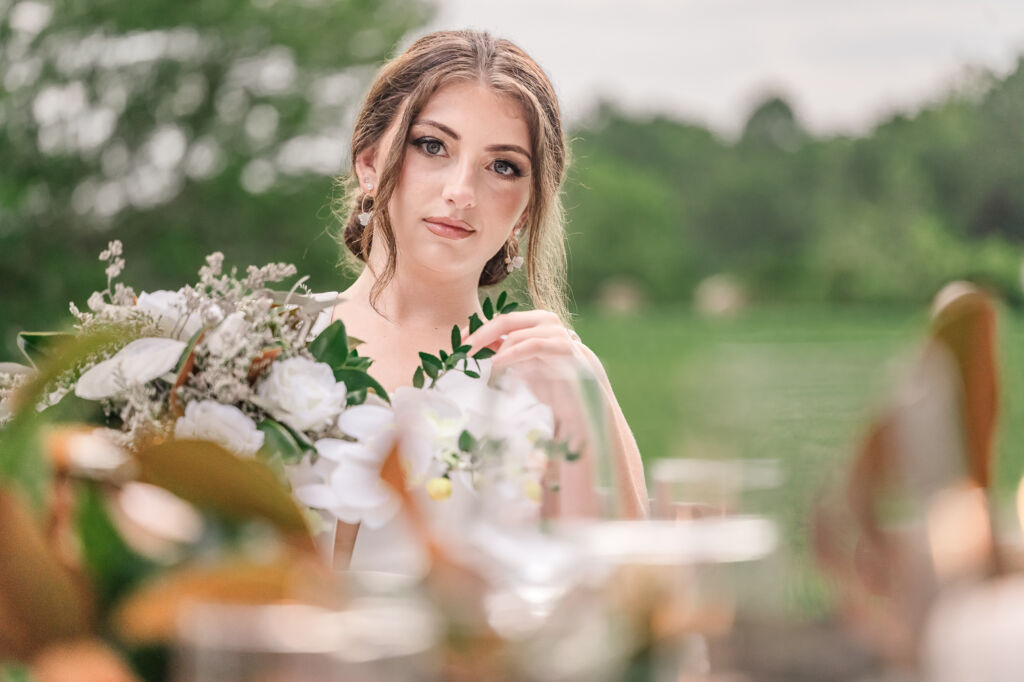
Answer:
[
  {"xmin": 410, "ymin": 136, "xmax": 525, "ymax": 180},
  {"xmin": 412, "ymin": 136, "xmax": 446, "ymax": 157}
]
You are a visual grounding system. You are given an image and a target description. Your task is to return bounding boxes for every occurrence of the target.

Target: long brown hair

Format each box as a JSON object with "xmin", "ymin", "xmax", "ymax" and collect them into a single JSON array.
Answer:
[{"xmin": 333, "ymin": 30, "xmax": 569, "ymax": 322}]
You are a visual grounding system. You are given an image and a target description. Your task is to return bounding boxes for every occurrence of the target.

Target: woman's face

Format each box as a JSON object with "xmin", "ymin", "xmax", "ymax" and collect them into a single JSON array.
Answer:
[{"xmin": 362, "ymin": 80, "xmax": 533, "ymax": 280}]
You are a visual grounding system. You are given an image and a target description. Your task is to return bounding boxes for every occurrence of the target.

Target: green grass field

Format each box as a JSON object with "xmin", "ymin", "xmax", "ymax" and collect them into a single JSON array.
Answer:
[{"xmin": 576, "ymin": 304, "xmax": 1024, "ymax": 614}]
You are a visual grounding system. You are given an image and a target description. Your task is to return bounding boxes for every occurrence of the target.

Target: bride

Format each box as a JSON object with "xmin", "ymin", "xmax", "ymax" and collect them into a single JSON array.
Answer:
[{"xmin": 322, "ymin": 29, "xmax": 648, "ymax": 570}]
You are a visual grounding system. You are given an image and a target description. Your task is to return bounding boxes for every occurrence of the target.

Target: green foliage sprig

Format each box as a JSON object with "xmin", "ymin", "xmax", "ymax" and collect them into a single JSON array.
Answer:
[{"xmin": 412, "ymin": 292, "xmax": 519, "ymax": 389}]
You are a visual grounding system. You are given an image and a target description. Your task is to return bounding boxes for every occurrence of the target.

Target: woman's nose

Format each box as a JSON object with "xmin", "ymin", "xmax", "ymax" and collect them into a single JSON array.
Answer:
[{"xmin": 442, "ymin": 160, "xmax": 476, "ymax": 209}]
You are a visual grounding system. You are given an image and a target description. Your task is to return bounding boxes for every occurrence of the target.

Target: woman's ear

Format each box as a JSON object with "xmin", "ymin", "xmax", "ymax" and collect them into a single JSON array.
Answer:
[{"xmin": 354, "ymin": 145, "xmax": 379, "ymax": 190}]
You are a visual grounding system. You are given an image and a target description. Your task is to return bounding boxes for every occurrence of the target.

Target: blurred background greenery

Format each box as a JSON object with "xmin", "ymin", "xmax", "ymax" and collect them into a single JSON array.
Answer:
[{"xmin": 4, "ymin": 0, "xmax": 1024, "ymax": 615}]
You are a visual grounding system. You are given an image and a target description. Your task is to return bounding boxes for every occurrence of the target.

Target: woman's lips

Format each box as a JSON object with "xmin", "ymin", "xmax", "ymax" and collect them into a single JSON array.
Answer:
[{"xmin": 424, "ymin": 217, "xmax": 474, "ymax": 240}]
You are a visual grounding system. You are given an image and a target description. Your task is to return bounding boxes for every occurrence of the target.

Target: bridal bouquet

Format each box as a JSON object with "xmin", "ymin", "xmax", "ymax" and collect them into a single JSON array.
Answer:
[
  {"xmin": 3, "ymin": 241, "xmax": 385, "ymax": 472},
  {"xmin": 1, "ymin": 243, "xmax": 577, "ymax": 532}
]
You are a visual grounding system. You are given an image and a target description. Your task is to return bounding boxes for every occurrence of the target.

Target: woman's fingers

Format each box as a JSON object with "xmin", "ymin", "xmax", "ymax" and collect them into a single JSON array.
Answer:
[{"xmin": 463, "ymin": 310, "xmax": 560, "ymax": 354}]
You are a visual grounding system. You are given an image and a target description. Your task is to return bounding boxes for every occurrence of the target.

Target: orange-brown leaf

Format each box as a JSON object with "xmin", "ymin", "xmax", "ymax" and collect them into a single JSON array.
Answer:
[
  {"xmin": 133, "ymin": 439, "xmax": 314, "ymax": 553},
  {"xmin": 0, "ymin": 489, "xmax": 92, "ymax": 660}
]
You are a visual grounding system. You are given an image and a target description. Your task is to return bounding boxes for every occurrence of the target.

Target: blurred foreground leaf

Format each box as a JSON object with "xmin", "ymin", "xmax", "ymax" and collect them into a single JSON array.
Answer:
[
  {"xmin": 112, "ymin": 559, "xmax": 329, "ymax": 645},
  {"xmin": 133, "ymin": 439, "xmax": 314, "ymax": 552},
  {"xmin": 930, "ymin": 282, "xmax": 998, "ymax": 488},
  {"xmin": 0, "ymin": 488, "xmax": 92, "ymax": 661}
]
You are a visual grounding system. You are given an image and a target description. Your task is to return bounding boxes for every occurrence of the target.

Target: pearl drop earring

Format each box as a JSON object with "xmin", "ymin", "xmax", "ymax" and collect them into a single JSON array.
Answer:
[{"xmin": 358, "ymin": 181, "xmax": 374, "ymax": 227}]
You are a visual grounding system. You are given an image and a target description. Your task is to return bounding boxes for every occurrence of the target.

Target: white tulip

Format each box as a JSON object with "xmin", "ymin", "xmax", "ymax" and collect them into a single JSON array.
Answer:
[
  {"xmin": 75, "ymin": 337, "xmax": 186, "ymax": 400},
  {"xmin": 255, "ymin": 356, "xmax": 347, "ymax": 432},
  {"xmin": 174, "ymin": 400, "xmax": 265, "ymax": 456}
]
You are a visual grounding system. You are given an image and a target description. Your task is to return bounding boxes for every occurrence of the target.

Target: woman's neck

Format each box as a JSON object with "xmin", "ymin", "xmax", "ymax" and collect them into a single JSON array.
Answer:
[{"xmin": 343, "ymin": 265, "xmax": 482, "ymax": 330}]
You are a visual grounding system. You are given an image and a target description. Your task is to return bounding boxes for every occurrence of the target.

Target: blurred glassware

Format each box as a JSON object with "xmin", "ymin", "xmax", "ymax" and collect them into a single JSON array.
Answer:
[{"xmin": 174, "ymin": 598, "xmax": 439, "ymax": 682}]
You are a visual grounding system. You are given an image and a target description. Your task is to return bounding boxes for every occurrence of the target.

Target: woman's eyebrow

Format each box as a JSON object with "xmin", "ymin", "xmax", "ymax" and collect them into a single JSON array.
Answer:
[{"xmin": 415, "ymin": 119, "xmax": 532, "ymax": 162}]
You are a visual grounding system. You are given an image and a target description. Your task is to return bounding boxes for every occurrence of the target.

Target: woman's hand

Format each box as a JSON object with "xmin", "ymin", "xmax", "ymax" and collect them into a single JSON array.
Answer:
[
  {"xmin": 462, "ymin": 309, "xmax": 586, "ymax": 373},
  {"xmin": 464, "ymin": 309, "xmax": 648, "ymax": 518}
]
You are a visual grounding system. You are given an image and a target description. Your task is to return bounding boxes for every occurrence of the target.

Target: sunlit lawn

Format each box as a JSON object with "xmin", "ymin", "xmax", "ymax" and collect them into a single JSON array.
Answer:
[{"xmin": 576, "ymin": 303, "xmax": 1024, "ymax": 615}]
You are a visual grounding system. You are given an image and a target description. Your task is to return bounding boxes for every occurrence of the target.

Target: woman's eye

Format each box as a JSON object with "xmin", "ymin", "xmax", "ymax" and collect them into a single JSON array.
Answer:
[
  {"xmin": 493, "ymin": 159, "xmax": 520, "ymax": 177},
  {"xmin": 415, "ymin": 137, "xmax": 445, "ymax": 155}
]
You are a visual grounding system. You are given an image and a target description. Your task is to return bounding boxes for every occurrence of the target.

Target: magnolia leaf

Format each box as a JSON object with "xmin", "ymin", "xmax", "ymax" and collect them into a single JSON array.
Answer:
[
  {"xmin": 468, "ymin": 313, "xmax": 484, "ymax": 334},
  {"xmin": 0, "ymin": 488, "xmax": 92, "ymax": 661},
  {"xmin": 451, "ymin": 325, "xmax": 461, "ymax": 350},
  {"xmin": 334, "ymin": 369, "xmax": 389, "ymax": 404},
  {"xmin": 482, "ymin": 297, "xmax": 494, "ymax": 320},
  {"xmin": 309, "ymin": 320, "xmax": 349, "ymax": 370},
  {"xmin": 472, "ymin": 348, "xmax": 496, "ymax": 360},
  {"xmin": 112, "ymin": 559, "xmax": 330, "ymax": 645},
  {"xmin": 500, "ymin": 301, "xmax": 519, "ymax": 314},
  {"xmin": 930, "ymin": 282, "xmax": 998, "ymax": 488},
  {"xmin": 413, "ymin": 366, "xmax": 425, "ymax": 389},
  {"xmin": 496, "ymin": 291, "xmax": 507, "ymax": 310},
  {"xmin": 133, "ymin": 440, "xmax": 314, "ymax": 550},
  {"xmin": 16, "ymin": 332, "xmax": 73, "ymax": 368},
  {"xmin": 464, "ymin": 370, "xmax": 480, "ymax": 379},
  {"xmin": 29, "ymin": 638, "xmax": 140, "ymax": 682}
]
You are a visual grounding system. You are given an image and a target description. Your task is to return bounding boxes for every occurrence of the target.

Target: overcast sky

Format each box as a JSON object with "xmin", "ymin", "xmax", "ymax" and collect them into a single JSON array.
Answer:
[{"xmin": 415, "ymin": 0, "xmax": 1024, "ymax": 137}]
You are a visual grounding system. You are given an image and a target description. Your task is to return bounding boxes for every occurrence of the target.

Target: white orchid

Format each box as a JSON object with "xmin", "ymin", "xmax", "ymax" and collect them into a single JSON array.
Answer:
[
  {"xmin": 136, "ymin": 289, "xmax": 203, "ymax": 340},
  {"xmin": 75, "ymin": 337, "xmax": 186, "ymax": 400},
  {"xmin": 174, "ymin": 400, "xmax": 265, "ymax": 456}
]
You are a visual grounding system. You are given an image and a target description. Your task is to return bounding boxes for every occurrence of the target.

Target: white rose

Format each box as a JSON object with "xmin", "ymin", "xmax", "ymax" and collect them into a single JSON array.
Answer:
[
  {"xmin": 203, "ymin": 311, "xmax": 247, "ymax": 357},
  {"xmin": 136, "ymin": 289, "xmax": 202, "ymax": 340},
  {"xmin": 255, "ymin": 356, "xmax": 347, "ymax": 432},
  {"xmin": 75, "ymin": 337, "xmax": 186, "ymax": 400},
  {"xmin": 174, "ymin": 400, "xmax": 265, "ymax": 456}
]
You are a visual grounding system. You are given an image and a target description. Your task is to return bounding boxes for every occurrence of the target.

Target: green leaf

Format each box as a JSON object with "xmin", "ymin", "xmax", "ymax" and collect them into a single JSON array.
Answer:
[
  {"xmin": 419, "ymin": 352, "xmax": 442, "ymax": 374},
  {"xmin": 439, "ymin": 349, "xmax": 448, "ymax": 362},
  {"xmin": 482, "ymin": 297, "xmax": 494, "ymax": 320},
  {"xmin": 500, "ymin": 301, "xmax": 519, "ymax": 314},
  {"xmin": 174, "ymin": 325, "xmax": 207, "ymax": 375},
  {"xmin": 458, "ymin": 430, "xmax": 477, "ymax": 453},
  {"xmin": 456, "ymin": 344, "xmax": 472, "ymax": 354},
  {"xmin": 468, "ymin": 313, "xmax": 484, "ymax": 334},
  {"xmin": 473, "ymin": 347, "xmax": 496, "ymax": 360},
  {"xmin": 309, "ymin": 320, "xmax": 349, "ymax": 369},
  {"xmin": 451, "ymin": 324, "xmax": 461, "ymax": 350},
  {"xmin": 16, "ymin": 332, "xmax": 74, "ymax": 367},
  {"xmin": 565, "ymin": 449, "xmax": 581, "ymax": 462},
  {"xmin": 258, "ymin": 419, "xmax": 308, "ymax": 464},
  {"xmin": 496, "ymin": 291, "xmax": 507, "ymax": 310},
  {"xmin": 413, "ymin": 366, "xmax": 425, "ymax": 388},
  {"xmin": 463, "ymin": 370, "xmax": 480, "ymax": 379},
  {"xmin": 334, "ymin": 368, "xmax": 390, "ymax": 404},
  {"xmin": 348, "ymin": 388, "xmax": 367, "ymax": 405}
]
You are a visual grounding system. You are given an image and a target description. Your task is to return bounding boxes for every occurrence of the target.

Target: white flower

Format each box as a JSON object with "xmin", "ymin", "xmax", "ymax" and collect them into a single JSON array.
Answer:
[
  {"xmin": 75, "ymin": 337, "xmax": 187, "ymax": 400},
  {"xmin": 203, "ymin": 311, "xmax": 247, "ymax": 357},
  {"xmin": 390, "ymin": 386, "xmax": 464, "ymax": 482},
  {"xmin": 174, "ymin": 400, "xmax": 265, "ymax": 456},
  {"xmin": 136, "ymin": 289, "xmax": 202, "ymax": 340},
  {"xmin": 291, "ymin": 430, "xmax": 400, "ymax": 528},
  {"xmin": 255, "ymin": 356, "xmax": 346, "ymax": 432}
]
